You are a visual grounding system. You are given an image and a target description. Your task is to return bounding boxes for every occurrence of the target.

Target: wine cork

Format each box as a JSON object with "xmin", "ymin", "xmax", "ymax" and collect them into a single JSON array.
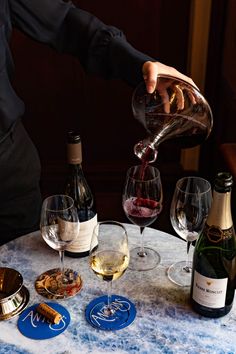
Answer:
[{"xmin": 36, "ymin": 303, "xmax": 62, "ymax": 324}]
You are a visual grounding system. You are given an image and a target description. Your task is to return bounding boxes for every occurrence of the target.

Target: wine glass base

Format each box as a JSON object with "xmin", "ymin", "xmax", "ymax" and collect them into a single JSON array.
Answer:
[
  {"xmin": 85, "ymin": 294, "xmax": 136, "ymax": 330},
  {"xmin": 129, "ymin": 247, "xmax": 161, "ymax": 271},
  {"xmin": 167, "ymin": 261, "xmax": 192, "ymax": 287},
  {"xmin": 35, "ymin": 268, "xmax": 83, "ymax": 299}
]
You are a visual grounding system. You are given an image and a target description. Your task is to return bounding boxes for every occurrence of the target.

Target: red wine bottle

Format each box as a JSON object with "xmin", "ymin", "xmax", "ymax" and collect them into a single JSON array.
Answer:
[
  {"xmin": 190, "ymin": 172, "xmax": 236, "ymax": 318},
  {"xmin": 64, "ymin": 131, "xmax": 97, "ymax": 258}
]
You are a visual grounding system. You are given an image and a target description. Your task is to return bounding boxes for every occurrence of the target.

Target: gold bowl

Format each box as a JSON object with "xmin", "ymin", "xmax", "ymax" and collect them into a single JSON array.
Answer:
[{"xmin": 0, "ymin": 267, "xmax": 29, "ymax": 320}]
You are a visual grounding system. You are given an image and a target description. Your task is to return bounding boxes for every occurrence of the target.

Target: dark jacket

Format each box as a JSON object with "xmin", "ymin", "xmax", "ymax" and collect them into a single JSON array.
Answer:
[{"xmin": 0, "ymin": 0, "xmax": 153, "ymax": 141}]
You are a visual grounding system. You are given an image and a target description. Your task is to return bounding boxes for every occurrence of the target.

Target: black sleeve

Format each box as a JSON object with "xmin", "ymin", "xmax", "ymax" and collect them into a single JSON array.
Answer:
[
  {"xmin": 9, "ymin": 0, "xmax": 155, "ymax": 86},
  {"xmin": 9, "ymin": 0, "xmax": 73, "ymax": 42},
  {"xmin": 62, "ymin": 8, "xmax": 154, "ymax": 86}
]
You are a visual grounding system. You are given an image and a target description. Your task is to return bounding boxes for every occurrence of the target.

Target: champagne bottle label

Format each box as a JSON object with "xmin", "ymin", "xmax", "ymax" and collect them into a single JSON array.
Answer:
[
  {"xmin": 66, "ymin": 214, "xmax": 97, "ymax": 253},
  {"xmin": 205, "ymin": 224, "xmax": 234, "ymax": 242},
  {"xmin": 192, "ymin": 270, "xmax": 228, "ymax": 308}
]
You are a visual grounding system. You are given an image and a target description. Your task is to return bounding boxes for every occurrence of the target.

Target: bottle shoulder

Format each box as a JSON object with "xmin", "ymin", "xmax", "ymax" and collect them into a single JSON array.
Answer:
[{"xmin": 65, "ymin": 169, "xmax": 95, "ymax": 210}]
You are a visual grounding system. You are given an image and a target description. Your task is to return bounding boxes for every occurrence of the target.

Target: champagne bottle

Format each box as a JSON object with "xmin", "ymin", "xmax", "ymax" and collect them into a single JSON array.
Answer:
[
  {"xmin": 64, "ymin": 131, "xmax": 97, "ymax": 258},
  {"xmin": 190, "ymin": 172, "xmax": 236, "ymax": 318}
]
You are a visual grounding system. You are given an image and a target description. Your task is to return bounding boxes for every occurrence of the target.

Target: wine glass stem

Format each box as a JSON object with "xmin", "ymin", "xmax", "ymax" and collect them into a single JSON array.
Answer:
[
  {"xmin": 104, "ymin": 281, "xmax": 114, "ymax": 316},
  {"xmin": 138, "ymin": 226, "xmax": 146, "ymax": 257},
  {"xmin": 107, "ymin": 281, "xmax": 112, "ymax": 307},
  {"xmin": 59, "ymin": 250, "xmax": 65, "ymax": 279},
  {"xmin": 185, "ymin": 241, "xmax": 192, "ymax": 272}
]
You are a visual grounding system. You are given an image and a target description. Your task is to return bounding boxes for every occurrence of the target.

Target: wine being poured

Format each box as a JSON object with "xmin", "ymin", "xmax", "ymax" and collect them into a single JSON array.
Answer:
[
  {"xmin": 132, "ymin": 75, "xmax": 213, "ymax": 164},
  {"xmin": 123, "ymin": 197, "xmax": 161, "ymax": 227}
]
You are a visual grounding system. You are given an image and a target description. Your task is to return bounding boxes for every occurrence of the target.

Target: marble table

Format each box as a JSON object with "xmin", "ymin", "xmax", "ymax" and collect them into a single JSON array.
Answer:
[{"xmin": 0, "ymin": 224, "xmax": 236, "ymax": 354}]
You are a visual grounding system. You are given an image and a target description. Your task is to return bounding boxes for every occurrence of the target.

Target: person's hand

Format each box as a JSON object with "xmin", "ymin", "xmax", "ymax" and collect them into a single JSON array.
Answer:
[
  {"xmin": 142, "ymin": 61, "xmax": 197, "ymax": 92},
  {"xmin": 142, "ymin": 61, "xmax": 198, "ymax": 113}
]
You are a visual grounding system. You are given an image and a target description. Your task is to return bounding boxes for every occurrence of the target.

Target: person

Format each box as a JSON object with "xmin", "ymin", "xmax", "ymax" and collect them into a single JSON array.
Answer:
[{"xmin": 0, "ymin": 0, "xmax": 196, "ymax": 245}]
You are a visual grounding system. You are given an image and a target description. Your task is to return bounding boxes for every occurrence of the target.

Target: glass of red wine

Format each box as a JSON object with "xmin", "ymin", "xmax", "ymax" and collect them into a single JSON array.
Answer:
[{"xmin": 122, "ymin": 165, "xmax": 163, "ymax": 271}]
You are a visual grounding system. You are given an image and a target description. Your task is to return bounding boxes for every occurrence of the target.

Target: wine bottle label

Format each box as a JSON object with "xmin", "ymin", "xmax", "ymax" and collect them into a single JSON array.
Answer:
[
  {"xmin": 66, "ymin": 214, "xmax": 97, "ymax": 253},
  {"xmin": 205, "ymin": 224, "xmax": 234, "ymax": 242},
  {"xmin": 192, "ymin": 270, "xmax": 228, "ymax": 308},
  {"xmin": 57, "ymin": 219, "xmax": 80, "ymax": 241}
]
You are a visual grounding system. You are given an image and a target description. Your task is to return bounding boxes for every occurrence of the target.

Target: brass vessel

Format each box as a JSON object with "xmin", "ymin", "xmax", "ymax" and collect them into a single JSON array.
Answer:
[{"xmin": 0, "ymin": 267, "xmax": 29, "ymax": 320}]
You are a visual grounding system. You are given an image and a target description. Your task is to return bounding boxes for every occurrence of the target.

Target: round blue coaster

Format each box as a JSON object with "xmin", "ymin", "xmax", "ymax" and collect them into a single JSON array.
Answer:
[
  {"xmin": 18, "ymin": 302, "xmax": 70, "ymax": 340},
  {"xmin": 85, "ymin": 295, "xmax": 136, "ymax": 330}
]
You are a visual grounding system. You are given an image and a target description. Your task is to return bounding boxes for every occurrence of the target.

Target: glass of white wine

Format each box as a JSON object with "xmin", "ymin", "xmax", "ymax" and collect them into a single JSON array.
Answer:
[
  {"xmin": 85, "ymin": 221, "xmax": 136, "ymax": 330},
  {"xmin": 35, "ymin": 194, "xmax": 82, "ymax": 299}
]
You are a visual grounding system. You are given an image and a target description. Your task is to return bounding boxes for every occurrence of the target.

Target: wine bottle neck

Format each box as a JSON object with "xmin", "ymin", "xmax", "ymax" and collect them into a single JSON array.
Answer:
[
  {"xmin": 207, "ymin": 190, "xmax": 233, "ymax": 229},
  {"xmin": 67, "ymin": 142, "xmax": 82, "ymax": 164},
  {"xmin": 68, "ymin": 163, "xmax": 84, "ymax": 177}
]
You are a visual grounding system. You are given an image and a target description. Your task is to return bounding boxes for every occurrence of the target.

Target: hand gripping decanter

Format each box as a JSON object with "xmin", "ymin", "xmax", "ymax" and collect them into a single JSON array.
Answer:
[{"xmin": 132, "ymin": 75, "xmax": 213, "ymax": 163}]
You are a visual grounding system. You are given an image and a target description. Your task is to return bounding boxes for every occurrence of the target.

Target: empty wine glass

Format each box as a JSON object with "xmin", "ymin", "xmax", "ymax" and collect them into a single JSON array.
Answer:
[
  {"xmin": 85, "ymin": 221, "xmax": 136, "ymax": 330},
  {"xmin": 122, "ymin": 165, "xmax": 163, "ymax": 271},
  {"xmin": 168, "ymin": 176, "xmax": 212, "ymax": 287},
  {"xmin": 35, "ymin": 194, "xmax": 82, "ymax": 299}
]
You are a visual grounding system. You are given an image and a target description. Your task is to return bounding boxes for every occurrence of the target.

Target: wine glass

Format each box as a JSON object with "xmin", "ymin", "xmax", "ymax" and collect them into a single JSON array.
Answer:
[
  {"xmin": 168, "ymin": 176, "xmax": 212, "ymax": 287},
  {"xmin": 35, "ymin": 194, "xmax": 82, "ymax": 299},
  {"xmin": 122, "ymin": 165, "xmax": 163, "ymax": 271},
  {"xmin": 85, "ymin": 221, "xmax": 136, "ymax": 330}
]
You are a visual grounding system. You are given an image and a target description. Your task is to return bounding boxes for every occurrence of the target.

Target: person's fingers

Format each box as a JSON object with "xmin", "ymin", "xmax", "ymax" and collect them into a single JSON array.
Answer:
[
  {"xmin": 142, "ymin": 62, "xmax": 158, "ymax": 93},
  {"xmin": 145, "ymin": 78, "xmax": 157, "ymax": 94},
  {"xmin": 187, "ymin": 90, "xmax": 197, "ymax": 105},
  {"xmin": 158, "ymin": 88, "xmax": 170, "ymax": 114},
  {"xmin": 175, "ymin": 85, "xmax": 184, "ymax": 110}
]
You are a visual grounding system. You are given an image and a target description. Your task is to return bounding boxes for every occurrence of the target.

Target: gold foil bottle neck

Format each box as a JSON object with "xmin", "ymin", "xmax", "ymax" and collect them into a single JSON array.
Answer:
[
  {"xmin": 207, "ymin": 190, "xmax": 233, "ymax": 230},
  {"xmin": 67, "ymin": 141, "xmax": 82, "ymax": 165}
]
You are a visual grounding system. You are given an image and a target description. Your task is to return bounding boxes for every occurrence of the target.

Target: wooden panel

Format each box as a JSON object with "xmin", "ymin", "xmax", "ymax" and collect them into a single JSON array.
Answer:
[{"xmin": 180, "ymin": 0, "xmax": 212, "ymax": 171}]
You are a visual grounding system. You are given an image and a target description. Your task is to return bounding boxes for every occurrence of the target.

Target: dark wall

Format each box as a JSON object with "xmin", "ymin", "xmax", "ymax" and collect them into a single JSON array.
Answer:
[
  {"xmin": 10, "ymin": 1, "xmax": 191, "ymax": 224},
  {"xmin": 203, "ymin": 0, "xmax": 236, "ymax": 179}
]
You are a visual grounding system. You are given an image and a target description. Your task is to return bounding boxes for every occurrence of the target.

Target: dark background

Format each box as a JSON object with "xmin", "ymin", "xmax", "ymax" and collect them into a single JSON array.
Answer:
[{"xmin": 10, "ymin": 0, "xmax": 236, "ymax": 234}]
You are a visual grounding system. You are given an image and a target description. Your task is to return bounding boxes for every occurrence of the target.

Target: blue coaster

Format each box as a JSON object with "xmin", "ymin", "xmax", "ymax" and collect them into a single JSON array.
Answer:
[
  {"xmin": 18, "ymin": 302, "xmax": 70, "ymax": 340},
  {"xmin": 85, "ymin": 295, "xmax": 136, "ymax": 330}
]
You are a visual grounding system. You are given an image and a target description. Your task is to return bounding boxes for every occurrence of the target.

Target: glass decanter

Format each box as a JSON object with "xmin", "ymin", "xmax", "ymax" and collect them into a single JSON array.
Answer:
[{"xmin": 132, "ymin": 75, "xmax": 213, "ymax": 163}]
